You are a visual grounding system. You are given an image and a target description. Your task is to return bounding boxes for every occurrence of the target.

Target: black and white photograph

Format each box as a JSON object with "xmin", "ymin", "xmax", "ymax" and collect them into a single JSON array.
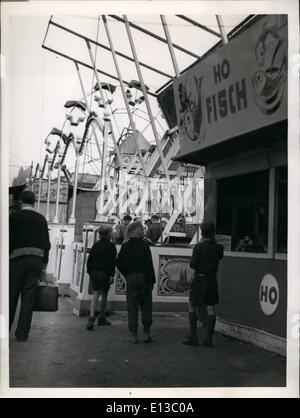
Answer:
[{"xmin": 0, "ymin": 0, "xmax": 299, "ymax": 399}]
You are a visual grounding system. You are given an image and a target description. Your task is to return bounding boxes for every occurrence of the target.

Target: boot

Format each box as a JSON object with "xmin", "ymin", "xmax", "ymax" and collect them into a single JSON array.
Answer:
[
  {"xmin": 97, "ymin": 315, "xmax": 111, "ymax": 326},
  {"xmin": 203, "ymin": 315, "xmax": 216, "ymax": 347},
  {"xmin": 86, "ymin": 316, "xmax": 95, "ymax": 331},
  {"xmin": 198, "ymin": 305, "xmax": 208, "ymax": 329},
  {"xmin": 129, "ymin": 332, "xmax": 138, "ymax": 344},
  {"xmin": 143, "ymin": 329, "xmax": 152, "ymax": 343},
  {"xmin": 15, "ymin": 333, "xmax": 28, "ymax": 342},
  {"xmin": 183, "ymin": 312, "xmax": 198, "ymax": 345}
]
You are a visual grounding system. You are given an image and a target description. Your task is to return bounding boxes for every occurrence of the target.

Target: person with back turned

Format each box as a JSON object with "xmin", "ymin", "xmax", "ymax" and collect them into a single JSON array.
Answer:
[
  {"xmin": 184, "ymin": 222, "xmax": 223, "ymax": 347},
  {"xmin": 86, "ymin": 225, "xmax": 117, "ymax": 330},
  {"xmin": 116, "ymin": 222, "xmax": 155, "ymax": 344},
  {"xmin": 9, "ymin": 190, "xmax": 51, "ymax": 341}
]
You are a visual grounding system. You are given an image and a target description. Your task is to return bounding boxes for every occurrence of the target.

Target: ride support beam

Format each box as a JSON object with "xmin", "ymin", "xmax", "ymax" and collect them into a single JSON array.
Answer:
[
  {"xmin": 47, "ymin": 20, "xmax": 172, "ymax": 80},
  {"xmin": 216, "ymin": 15, "xmax": 228, "ymax": 45},
  {"xmin": 160, "ymin": 15, "xmax": 180, "ymax": 78},
  {"xmin": 85, "ymin": 41, "xmax": 122, "ymax": 174},
  {"xmin": 123, "ymin": 14, "xmax": 170, "ymax": 181},
  {"xmin": 176, "ymin": 15, "xmax": 221, "ymax": 38},
  {"xmin": 42, "ymin": 45, "xmax": 157, "ymax": 97},
  {"xmin": 101, "ymin": 15, "xmax": 149, "ymax": 184},
  {"xmin": 109, "ymin": 15, "xmax": 200, "ymax": 59}
]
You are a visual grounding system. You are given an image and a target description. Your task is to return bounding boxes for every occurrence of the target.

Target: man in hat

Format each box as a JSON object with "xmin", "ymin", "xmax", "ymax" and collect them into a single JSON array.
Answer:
[
  {"xmin": 86, "ymin": 225, "xmax": 117, "ymax": 330},
  {"xmin": 9, "ymin": 190, "xmax": 51, "ymax": 341}
]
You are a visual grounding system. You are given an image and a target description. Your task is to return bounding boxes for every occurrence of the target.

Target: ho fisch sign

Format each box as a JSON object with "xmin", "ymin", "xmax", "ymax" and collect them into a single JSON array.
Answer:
[{"xmin": 173, "ymin": 15, "xmax": 287, "ymax": 158}]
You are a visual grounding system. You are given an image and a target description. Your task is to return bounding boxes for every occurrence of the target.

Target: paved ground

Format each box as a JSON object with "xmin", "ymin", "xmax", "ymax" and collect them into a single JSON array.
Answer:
[{"xmin": 9, "ymin": 298, "xmax": 286, "ymax": 388}]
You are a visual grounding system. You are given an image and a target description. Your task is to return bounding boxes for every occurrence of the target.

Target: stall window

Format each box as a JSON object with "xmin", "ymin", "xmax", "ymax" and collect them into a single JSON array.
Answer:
[
  {"xmin": 275, "ymin": 166, "xmax": 287, "ymax": 254},
  {"xmin": 216, "ymin": 170, "xmax": 269, "ymax": 253}
]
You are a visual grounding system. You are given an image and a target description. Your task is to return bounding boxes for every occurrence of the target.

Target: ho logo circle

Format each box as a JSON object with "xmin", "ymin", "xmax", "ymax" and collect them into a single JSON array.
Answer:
[{"xmin": 259, "ymin": 274, "xmax": 279, "ymax": 316}]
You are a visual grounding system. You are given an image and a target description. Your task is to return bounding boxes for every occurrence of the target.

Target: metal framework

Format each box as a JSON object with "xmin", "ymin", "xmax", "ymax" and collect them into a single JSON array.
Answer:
[
  {"xmin": 38, "ymin": 13, "xmax": 256, "ymax": 222},
  {"xmin": 108, "ymin": 15, "xmax": 201, "ymax": 59},
  {"xmin": 48, "ymin": 20, "xmax": 173, "ymax": 80}
]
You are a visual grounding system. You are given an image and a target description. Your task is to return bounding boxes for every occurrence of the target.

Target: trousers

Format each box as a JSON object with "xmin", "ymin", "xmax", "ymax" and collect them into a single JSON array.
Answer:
[
  {"xmin": 126, "ymin": 272, "xmax": 153, "ymax": 335},
  {"xmin": 9, "ymin": 256, "xmax": 43, "ymax": 339}
]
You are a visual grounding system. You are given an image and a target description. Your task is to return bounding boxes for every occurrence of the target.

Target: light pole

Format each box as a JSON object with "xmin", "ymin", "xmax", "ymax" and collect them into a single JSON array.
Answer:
[
  {"xmin": 68, "ymin": 136, "xmax": 81, "ymax": 225},
  {"xmin": 37, "ymin": 154, "xmax": 48, "ymax": 213},
  {"xmin": 45, "ymin": 157, "xmax": 52, "ymax": 222},
  {"xmin": 53, "ymin": 151, "xmax": 63, "ymax": 224}
]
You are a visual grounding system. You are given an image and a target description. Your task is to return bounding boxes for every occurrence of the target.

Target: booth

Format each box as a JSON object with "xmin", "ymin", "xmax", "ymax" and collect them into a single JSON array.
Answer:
[
  {"xmin": 36, "ymin": 13, "xmax": 287, "ymax": 356},
  {"xmin": 169, "ymin": 15, "xmax": 287, "ymax": 355},
  {"xmin": 70, "ymin": 218, "xmax": 200, "ymax": 317}
]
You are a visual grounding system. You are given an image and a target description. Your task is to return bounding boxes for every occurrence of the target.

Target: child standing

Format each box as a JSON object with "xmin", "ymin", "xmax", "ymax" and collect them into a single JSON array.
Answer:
[
  {"xmin": 184, "ymin": 222, "xmax": 223, "ymax": 347},
  {"xmin": 86, "ymin": 225, "xmax": 117, "ymax": 330},
  {"xmin": 116, "ymin": 222, "xmax": 155, "ymax": 344}
]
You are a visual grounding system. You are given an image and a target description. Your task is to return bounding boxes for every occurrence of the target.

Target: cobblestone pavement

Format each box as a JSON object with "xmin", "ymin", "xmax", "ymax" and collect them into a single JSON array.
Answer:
[{"xmin": 9, "ymin": 298, "xmax": 286, "ymax": 389}]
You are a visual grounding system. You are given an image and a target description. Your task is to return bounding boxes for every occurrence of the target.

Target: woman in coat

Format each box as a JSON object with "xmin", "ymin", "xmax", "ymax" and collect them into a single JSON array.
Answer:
[{"xmin": 116, "ymin": 222, "xmax": 155, "ymax": 344}]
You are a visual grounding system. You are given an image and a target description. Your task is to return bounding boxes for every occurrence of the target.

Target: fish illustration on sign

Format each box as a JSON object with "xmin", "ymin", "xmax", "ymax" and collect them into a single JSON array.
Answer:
[
  {"xmin": 252, "ymin": 16, "xmax": 287, "ymax": 115},
  {"xmin": 178, "ymin": 74, "xmax": 203, "ymax": 141}
]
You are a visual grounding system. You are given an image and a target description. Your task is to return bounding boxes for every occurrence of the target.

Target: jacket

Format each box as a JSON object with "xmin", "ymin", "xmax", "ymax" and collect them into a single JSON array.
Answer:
[
  {"xmin": 87, "ymin": 238, "xmax": 117, "ymax": 277},
  {"xmin": 145, "ymin": 223, "xmax": 162, "ymax": 243},
  {"xmin": 190, "ymin": 239, "xmax": 224, "ymax": 278},
  {"xmin": 9, "ymin": 207, "xmax": 51, "ymax": 264},
  {"xmin": 116, "ymin": 238, "xmax": 156, "ymax": 284}
]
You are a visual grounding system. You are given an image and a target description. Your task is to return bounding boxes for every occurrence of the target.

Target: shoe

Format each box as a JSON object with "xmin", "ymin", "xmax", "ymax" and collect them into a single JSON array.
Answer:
[
  {"xmin": 183, "ymin": 335, "xmax": 199, "ymax": 346},
  {"xmin": 16, "ymin": 335, "xmax": 28, "ymax": 342},
  {"xmin": 129, "ymin": 333, "xmax": 138, "ymax": 344},
  {"xmin": 143, "ymin": 332, "xmax": 152, "ymax": 343},
  {"xmin": 86, "ymin": 317, "xmax": 95, "ymax": 330},
  {"xmin": 203, "ymin": 315, "xmax": 216, "ymax": 348},
  {"xmin": 203, "ymin": 339, "xmax": 214, "ymax": 348},
  {"xmin": 97, "ymin": 316, "xmax": 111, "ymax": 326}
]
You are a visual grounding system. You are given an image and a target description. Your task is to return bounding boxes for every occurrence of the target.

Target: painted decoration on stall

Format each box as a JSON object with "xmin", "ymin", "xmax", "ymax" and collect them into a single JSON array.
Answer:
[
  {"xmin": 173, "ymin": 15, "xmax": 287, "ymax": 158},
  {"xmin": 259, "ymin": 274, "xmax": 279, "ymax": 316},
  {"xmin": 115, "ymin": 270, "xmax": 127, "ymax": 295},
  {"xmin": 75, "ymin": 249, "xmax": 84, "ymax": 288},
  {"xmin": 159, "ymin": 255, "xmax": 193, "ymax": 296},
  {"xmin": 33, "ymin": 180, "xmax": 68, "ymax": 203},
  {"xmin": 252, "ymin": 18, "xmax": 287, "ymax": 115}
]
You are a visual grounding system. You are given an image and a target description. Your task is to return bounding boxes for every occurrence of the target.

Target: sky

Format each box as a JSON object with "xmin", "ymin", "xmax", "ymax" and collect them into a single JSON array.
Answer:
[{"xmin": 3, "ymin": 3, "xmax": 248, "ymax": 186}]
